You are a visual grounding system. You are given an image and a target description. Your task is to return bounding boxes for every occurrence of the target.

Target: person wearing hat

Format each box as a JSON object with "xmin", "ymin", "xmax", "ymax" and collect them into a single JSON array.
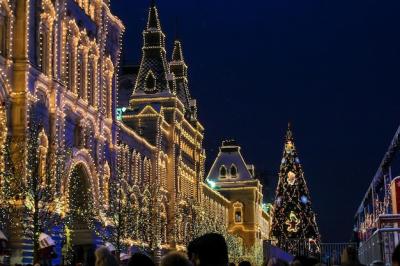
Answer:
[{"xmin": 38, "ymin": 233, "xmax": 57, "ymax": 266}]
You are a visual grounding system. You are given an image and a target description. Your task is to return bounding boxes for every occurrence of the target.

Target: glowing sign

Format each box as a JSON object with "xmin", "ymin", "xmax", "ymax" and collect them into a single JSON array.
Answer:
[{"xmin": 116, "ymin": 107, "xmax": 127, "ymax": 121}]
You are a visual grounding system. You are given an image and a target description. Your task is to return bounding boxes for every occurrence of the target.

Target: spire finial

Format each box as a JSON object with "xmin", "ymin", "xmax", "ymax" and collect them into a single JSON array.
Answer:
[
  {"xmin": 286, "ymin": 121, "xmax": 293, "ymax": 140},
  {"xmin": 147, "ymin": 0, "xmax": 161, "ymax": 30}
]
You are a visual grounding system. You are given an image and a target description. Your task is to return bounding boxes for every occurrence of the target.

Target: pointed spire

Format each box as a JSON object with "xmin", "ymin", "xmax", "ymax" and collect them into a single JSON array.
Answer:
[
  {"xmin": 131, "ymin": 0, "xmax": 171, "ymax": 99},
  {"xmin": 172, "ymin": 40, "xmax": 184, "ymax": 62},
  {"xmin": 169, "ymin": 39, "xmax": 190, "ymax": 109},
  {"xmin": 147, "ymin": 0, "xmax": 161, "ymax": 30}
]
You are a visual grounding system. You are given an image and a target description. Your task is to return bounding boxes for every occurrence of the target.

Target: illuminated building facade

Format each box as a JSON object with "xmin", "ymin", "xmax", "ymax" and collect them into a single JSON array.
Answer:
[
  {"xmin": 0, "ymin": 0, "xmax": 271, "ymax": 264},
  {"xmin": 118, "ymin": 2, "xmax": 271, "ymax": 263},
  {"xmin": 354, "ymin": 125, "xmax": 400, "ymax": 265},
  {"xmin": 206, "ymin": 140, "xmax": 271, "ymax": 260},
  {"xmin": 118, "ymin": 1, "xmax": 206, "ymax": 251},
  {"xmin": 0, "ymin": 0, "xmax": 124, "ymax": 264}
]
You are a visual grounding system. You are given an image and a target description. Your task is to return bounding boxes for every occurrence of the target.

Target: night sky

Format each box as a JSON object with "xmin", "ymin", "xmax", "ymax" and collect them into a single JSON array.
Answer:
[{"xmin": 111, "ymin": 0, "xmax": 400, "ymax": 242}]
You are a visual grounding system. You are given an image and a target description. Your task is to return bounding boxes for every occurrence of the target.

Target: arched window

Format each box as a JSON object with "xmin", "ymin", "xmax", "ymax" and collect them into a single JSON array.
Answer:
[
  {"xmin": 84, "ymin": 122, "xmax": 94, "ymax": 149},
  {"xmin": 233, "ymin": 201, "xmax": 243, "ymax": 224},
  {"xmin": 81, "ymin": 49, "xmax": 88, "ymax": 100},
  {"xmin": 87, "ymin": 57, "xmax": 96, "ymax": 106},
  {"xmin": 103, "ymin": 58, "xmax": 114, "ymax": 118},
  {"xmin": 235, "ymin": 210, "xmax": 242, "ymax": 223},
  {"xmin": 40, "ymin": 24, "xmax": 50, "ymax": 75},
  {"xmin": 219, "ymin": 165, "xmax": 227, "ymax": 178},
  {"xmin": 63, "ymin": 23, "xmax": 80, "ymax": 93},
  {"xmin": 73, "ymin": 122, "xmax": 83, "ymax": 148},
  {"xmin": 38, "ymin": 0, "xmax": 55, "ymax": 76},
  {"xmin": 230, "ymin": 164, "xmax": 237, "ymax": 178},
  {"xmin": 0, "ymin": 4, "xmax": 9, "ymax": 57},
  {"xmin": 77, "ymin": 48, "xmax": 85, "ymax": 99},
  {"xmin": 145, "ymin": 71, "xmax": 156, "ymax": 93}
]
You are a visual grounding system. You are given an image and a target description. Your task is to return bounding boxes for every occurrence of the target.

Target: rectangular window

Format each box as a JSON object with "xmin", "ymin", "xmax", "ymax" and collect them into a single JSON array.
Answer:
[{"xmin": 235, "ymin": 211, "xmax": 242, "ymax": 223}]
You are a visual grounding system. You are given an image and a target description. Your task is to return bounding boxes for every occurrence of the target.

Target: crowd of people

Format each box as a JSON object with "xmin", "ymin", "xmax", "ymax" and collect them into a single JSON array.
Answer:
[
  {"xmin": 96, "ymin": 233, "xmax": 233, "ymax": 266},
  {"xmin": 85, "ymin": 232, "xmax": 256, "ymax": 266},
  {"xmin": 8, "ymin": 232, "xmax": 400, "ymax": 266},
  {"xmin": 90, "ymin": 234, "xmax": 400, "ymax": 266}
]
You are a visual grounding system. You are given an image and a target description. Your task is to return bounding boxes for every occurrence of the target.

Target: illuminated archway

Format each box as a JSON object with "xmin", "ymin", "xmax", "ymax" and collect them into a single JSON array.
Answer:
[
  {"xmin": 68, "ymin": 163, "xmax": 93, "ymax": 225},
  {"xmin": 62, "ymin": 149, "xmax": 100, "ymax": 212},
  {"xmin": 66, "ymin": 162, "xmax": 97, "ymax": 265}
]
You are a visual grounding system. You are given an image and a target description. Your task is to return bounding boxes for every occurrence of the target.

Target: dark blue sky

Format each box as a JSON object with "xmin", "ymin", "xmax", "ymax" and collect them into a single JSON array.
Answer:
[{"xmin": 111, "ymin": 0, "xmax": 400, "ymax": 242}]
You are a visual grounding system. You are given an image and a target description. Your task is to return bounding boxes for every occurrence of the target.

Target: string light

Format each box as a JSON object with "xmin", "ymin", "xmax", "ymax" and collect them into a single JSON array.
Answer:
[
  {"xmin": 271, "ymin": 124, "xmax": 320, "ymax": 255},
  {"xmin": 0, "ymin": 1, "xmax": 273, "ymax": 264}
]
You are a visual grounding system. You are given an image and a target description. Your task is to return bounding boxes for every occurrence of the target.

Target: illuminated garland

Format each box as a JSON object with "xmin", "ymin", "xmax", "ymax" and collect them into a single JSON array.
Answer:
[{"xmin": 0, "ymin": 1, "xmax": 272, "ymax": 264}]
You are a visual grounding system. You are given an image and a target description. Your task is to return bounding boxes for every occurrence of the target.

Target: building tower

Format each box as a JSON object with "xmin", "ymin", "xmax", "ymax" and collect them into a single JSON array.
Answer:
[
  {"xmin": 131, "ymin": 0, "xmax": 170, "ymax": 96},
  {"xmin": 271, "ymin": 124, "xmax": 320, "ymax": 255},
  {"xmin": 206, "ymin": 140, "xmax": 270, "ymax": 255},
  {"xmin": 122, "ymin": 0, "xmax": 205, "ymax": 249}
]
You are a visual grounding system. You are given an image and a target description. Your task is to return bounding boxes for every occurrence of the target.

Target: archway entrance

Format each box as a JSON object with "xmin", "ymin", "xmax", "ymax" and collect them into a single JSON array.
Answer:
[{"xmin": 67, "ymin": 163, "xmax": 96, "ymax": 266}]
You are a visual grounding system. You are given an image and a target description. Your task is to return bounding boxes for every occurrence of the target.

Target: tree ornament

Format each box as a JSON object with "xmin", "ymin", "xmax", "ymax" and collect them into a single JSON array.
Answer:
[
  {"xmin": 287, "ymin": 171, "xmax": 296, "ymax": 185},
  {"xmin": 285, "ymin": 211, "xmax": 300, "ymax": 233},
  {"xmin": 285, "ymin": 141, "xmax": 294, "ymax": 153},
  {"xmin": 276, "ymin": 196, "xmax": 282, "ymax": 206},
  {"xmin": 301, "ymin": 195, "xmax": 308, "ymax": 204}
]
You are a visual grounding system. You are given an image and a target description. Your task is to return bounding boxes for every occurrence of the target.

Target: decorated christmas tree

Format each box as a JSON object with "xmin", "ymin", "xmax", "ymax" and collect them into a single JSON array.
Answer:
[{"xmin": 271, "ymin": 123, "xmax": 320, "ymax": 255}]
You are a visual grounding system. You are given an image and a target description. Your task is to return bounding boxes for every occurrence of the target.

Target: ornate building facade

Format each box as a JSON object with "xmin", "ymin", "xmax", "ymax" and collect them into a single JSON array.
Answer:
[
  {"xmin": 206, "ymin": 140, "xmax": 271, "ymax": 262},
  {"xmin": 0, "ymin": 0, "xmax": 124, "ymax": 264},
  {"xmin": 0, "ymin": 0, "xmax": 271, "ymax": 265},
  {"xmin": 118, "ymin": 1, "xmax": 206, "ymax": 251}
]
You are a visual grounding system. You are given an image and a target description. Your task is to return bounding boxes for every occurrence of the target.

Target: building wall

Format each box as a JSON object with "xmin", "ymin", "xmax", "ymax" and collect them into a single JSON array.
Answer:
[
  {"xmin": 0, "ymin": 0, "xmax": 125, "ymax": 264},
  {"xmin": 205, "ymin": 142, "xmax": 271, "ymax": 254},
  {"xmin": 202, "ymin": 183, "xmax": 230, "ymax": 230},
  {"xmin": 0, "ymin": 1, "xmax": 271, "ymax": 264},
  {"xmin": 219, "ymin": 181, "xmax": 269, "ymax": 250}
]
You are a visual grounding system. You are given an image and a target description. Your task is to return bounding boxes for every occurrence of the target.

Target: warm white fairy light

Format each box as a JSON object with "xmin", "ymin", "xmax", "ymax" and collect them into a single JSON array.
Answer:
[{"xmin": 0, "ymin": 1, "xmax": 273, "ymax": 264}]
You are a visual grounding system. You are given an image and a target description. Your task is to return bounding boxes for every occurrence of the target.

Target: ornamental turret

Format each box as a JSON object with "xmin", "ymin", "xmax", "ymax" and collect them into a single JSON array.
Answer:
[
  {"xmin": 169, "ymin": 39, "xmax": 191, "ymax": 110},
  {"xmin": 131, "ymin": 1, "xmax": 172, "ymax": 98}
]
